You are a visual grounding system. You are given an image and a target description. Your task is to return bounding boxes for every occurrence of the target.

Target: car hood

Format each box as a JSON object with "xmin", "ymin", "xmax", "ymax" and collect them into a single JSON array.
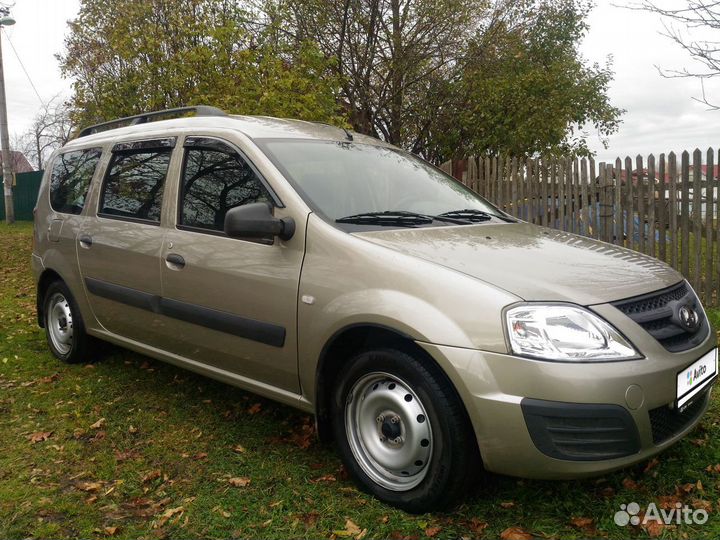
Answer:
[{"xmin": 354, "ymin": 223, "xmax": 683, "ymax": 305}]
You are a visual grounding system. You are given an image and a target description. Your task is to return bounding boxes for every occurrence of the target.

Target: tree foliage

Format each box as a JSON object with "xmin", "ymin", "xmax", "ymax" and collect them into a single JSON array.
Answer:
[
  {"xmin": 283, "ymin": 0, "xmax": 622, "ymax": 159},
  {"xmin": 59, "ymin": 0, "xmax": 345, "ymax": 129},
  {"xmin": 431, "ymin": 0, "xmax": 623, "ymax": 159},
  {"xmin": 60, "ymin": 0, "xmax": 621, "ymax": 161}
]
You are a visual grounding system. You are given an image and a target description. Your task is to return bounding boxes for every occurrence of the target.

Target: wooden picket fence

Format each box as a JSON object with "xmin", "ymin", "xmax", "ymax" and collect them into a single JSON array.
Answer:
[{"xmin": 441, "ymin": 148, "xmax": 720, "ymax": 307}]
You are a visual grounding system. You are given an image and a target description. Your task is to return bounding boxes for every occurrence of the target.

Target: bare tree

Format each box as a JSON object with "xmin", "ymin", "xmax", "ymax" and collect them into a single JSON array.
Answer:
[
  {"xmin": 14, "ymin": 97, "xmax": 76, "ymax": 170},
  {"xmin": 632, "ymin": 1, "xmax": 720, "ymax": 109}
]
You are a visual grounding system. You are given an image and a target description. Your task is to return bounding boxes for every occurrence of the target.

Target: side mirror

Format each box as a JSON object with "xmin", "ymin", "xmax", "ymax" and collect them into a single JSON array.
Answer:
[{"xmin": 224, "ymin": 202, "xmax": 295, "ymax": 241}]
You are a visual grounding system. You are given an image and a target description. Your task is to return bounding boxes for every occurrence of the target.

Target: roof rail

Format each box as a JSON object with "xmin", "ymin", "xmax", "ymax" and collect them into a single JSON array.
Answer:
[{"xmin": 77, "ymin": 105, "xmax": 228, "ymax": 138}]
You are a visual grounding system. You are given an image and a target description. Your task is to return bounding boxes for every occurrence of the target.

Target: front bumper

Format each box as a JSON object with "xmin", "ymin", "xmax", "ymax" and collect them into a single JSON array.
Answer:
[{"xmin": 419, "ymin": 323, "xmax": 716, "ymax": 479}]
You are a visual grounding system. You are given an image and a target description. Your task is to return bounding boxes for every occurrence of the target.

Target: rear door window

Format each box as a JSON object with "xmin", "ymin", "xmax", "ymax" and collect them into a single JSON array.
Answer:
[
  {"xmin": 100, "ymin": 145, "xmax": 173, "ymax": 223},
  {"xmin": 49, "ymin": 148, "xmax": 102, "ymax": 215}
]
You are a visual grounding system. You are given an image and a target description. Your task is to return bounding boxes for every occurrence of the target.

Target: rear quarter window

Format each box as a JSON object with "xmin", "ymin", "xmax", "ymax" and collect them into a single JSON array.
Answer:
[{"xmin": 49, "ymin": 148, "xmax": 103, "ymax": 215}]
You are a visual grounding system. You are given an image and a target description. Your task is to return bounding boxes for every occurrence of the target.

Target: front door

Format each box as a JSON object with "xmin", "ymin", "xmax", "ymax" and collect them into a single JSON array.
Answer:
[
  {"xmin": 78, "ymin": 138, "xmax": 176, "ymax": 344},
  {"xmin": 158, "ymin": 137, "xmax": 305, "ymax": 393}
]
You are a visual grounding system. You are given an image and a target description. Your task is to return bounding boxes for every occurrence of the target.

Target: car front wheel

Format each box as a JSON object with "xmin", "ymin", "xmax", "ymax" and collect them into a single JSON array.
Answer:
[{"xmin": 332, "ymin": 347, "xmax": 479, "ymax": 513}]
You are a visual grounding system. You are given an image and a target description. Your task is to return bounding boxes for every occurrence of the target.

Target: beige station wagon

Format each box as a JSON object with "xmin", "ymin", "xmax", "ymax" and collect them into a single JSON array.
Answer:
[{"xmin": 33, "ymin": 106, "xmax": 717, "ymax": 512}]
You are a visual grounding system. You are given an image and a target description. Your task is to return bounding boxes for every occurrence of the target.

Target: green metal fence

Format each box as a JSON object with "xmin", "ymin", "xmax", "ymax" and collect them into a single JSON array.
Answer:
[{"xmin": 0, "ymin": 170, "xmax": 44, "ymax": 221}]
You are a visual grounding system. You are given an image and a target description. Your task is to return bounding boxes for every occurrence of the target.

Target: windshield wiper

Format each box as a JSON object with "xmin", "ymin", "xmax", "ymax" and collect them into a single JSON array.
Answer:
[
  {"xmin": 336, "ymin": 210, "xmax": 470, "ymax": 227},
  {"xmin": 438, "ymin": 209, "xmax": 516, "ymax": 223}
]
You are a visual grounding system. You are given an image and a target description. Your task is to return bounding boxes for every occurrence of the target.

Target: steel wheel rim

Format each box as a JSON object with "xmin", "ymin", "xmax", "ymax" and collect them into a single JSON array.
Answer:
[
  {"xmin": 47, "ymin": 293, "xmax": 73, "ymax": 355},
  {"xmin": 345, "ymin": 371, "xmax": 433, "ymax": 491}
]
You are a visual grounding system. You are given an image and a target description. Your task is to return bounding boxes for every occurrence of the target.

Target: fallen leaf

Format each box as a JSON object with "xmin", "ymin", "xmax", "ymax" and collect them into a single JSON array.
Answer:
[
  {"xmin": 90, "ymin": 418, "xmax": 106, "ymax": 430},
  {"xmin": 643, "ymin": 458, "xmax": 660, "ymax": 473},
  {"xmin": 657, "ymin": 495, "xmax": 682, "ymax": 510},
  {"xmin": 104, "ymin": 526, "xmax": 119, "ymax": 536},
  {"xmin": 641, "ymin": 517, "xmax": 665, "ymax": 538},
  {"xmin": 679, "ymin": 482, "xmax": 695, "ymax": 493},
  {"xmin": 77, "ymin": 481, "xmax": 103, "ymax": 492},
  {"xmin": 155, "ymin": 506, "xmax": 184, "ymax": 528},
  {"xmin": 500, "ymin": 526, "xmax": 533, "ymax": 540},
  {"xmin": 142, "ymin": 470, "xmax": 161, "ymax": 483},
  {"xmin": 341, "ymin": 519, "xmax": 362, "ymax": 537},
  {"xmin": 232, "ymin": 444, "xmax": 246, "ymax": 454},
  {"xmin": 128, "ymin": 426, "xmax": 138, "ymax": 434},
  {"xmin": 704, "ymin": 463, "xmax": 720, "ymax": 474},
  {"xmin": 569, "ymin": 517, "xmax": 594, "ymax": 529},
  {"xmin": 248, "ymin": 403, "xmax": 262, "ymax": 415},
  {"xmin": 691, "ymin": 499, "xmax": 712, "ymax": 512},
  {"xmin": 310, "ymin": 474, "xmax": 336, "ymax": 483},
  {"xmin": 500, "ymin": 501, "xmax": 515, "ymax": 509},
  {"xmin": 28, "ymin": 431, "xmax": 52, "ymax": 444},
  {"xmin": 469, "ymin": 518, "xmax": 488, "ymax": 534},
  {"xmin": 622, "ymin": 477, "xmax": 640, "ymax": 490},
  {"xmin": 380, "ymin": 516, "xmax": 389, "ymax": 524},
  {"xmin": 691, "ymin": 438, "xmax": 707, "ymax": 447},
  {"xmin": 300, "ymin": 512, "xmax": 320, "ymax": 526},
  {"xmin": 193, "ymin": 452, "xmax": 208, "ymax": 461},
  {"xmin": 114, "ymin": 450, "xmax": 140, "ymax": 462},
  {"xmin": 228, "ymin": 477, "xmax": 251, "ymax": 487},
  {"xmin": 425, "ymin": 526, "xmax": 442, "ymax": 537}
]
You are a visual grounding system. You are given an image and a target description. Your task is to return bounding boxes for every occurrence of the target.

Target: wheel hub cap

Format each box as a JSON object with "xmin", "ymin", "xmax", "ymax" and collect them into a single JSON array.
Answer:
[
  {"xmin": 345, "ymin": 372, "xmax": 433, "ymax": 491},
  {"xmin": 47, "ymin": 293, "xmax": 73, "ymax": 355}
]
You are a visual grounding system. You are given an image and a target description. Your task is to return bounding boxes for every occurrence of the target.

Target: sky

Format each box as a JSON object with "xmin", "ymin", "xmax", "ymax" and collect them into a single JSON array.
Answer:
[{"xmin": 0, "ymin": 0, "xmax": 718, "ymax": 163}]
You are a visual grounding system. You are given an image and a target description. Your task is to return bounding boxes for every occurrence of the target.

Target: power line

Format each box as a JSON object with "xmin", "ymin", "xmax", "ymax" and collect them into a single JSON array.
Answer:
[{"xmin": 1, "ymin": 28, "xmax": 45, "ymax": 107}]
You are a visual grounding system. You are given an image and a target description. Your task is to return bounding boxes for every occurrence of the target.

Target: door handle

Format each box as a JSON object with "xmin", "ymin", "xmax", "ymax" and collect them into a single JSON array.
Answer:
[
  {"xmin": 165, "ymin": 253, "xmax": 186, "ymax": 269},
  {"xmin": 79, "ymin": 234, "xmax": 93, "ymax": 248}
]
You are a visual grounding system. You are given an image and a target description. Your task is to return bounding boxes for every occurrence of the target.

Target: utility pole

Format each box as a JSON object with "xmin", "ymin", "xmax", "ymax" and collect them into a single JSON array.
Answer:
[{"xmin": 0, "ymin": 7, "xmax": 15, "ymax": 224}]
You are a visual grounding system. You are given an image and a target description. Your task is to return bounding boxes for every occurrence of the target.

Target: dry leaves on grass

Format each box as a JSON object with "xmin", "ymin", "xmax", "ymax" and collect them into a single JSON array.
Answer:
[
  {"xmin": 248, "ymin": 403, "xmax": 262, "ymax": 415},
  {"xmin": 114, "ymin": 449, "xmax": 140, "ymax": 462},
  {"xmin": 334, "ymin": 519, "xmax": 367, "ymax": 539},
  {"xmin": 638, "ymin": 514, "xmax": 665, "ymax": 538},
  {"xmin": 89, "ymin": 418, "xmax": 106, "ymax": 430},
  {"xmin": 499, "ymin": 526, "xmax": 533, "ymax": 540},
  {"xmin": 154, "ymin": 506, "xmax": 185, "ymax": 528},
  {"xmin": 228, "ymin": 477, "xmax": 251, "ymax": 487},
  {"xmin": 310, "ymin": 474, "xmax": 337, "ymax": 483},
  {"xmin": 103, "ymin": 526, "xmax": 119, "ymax": 536},
  {"xmin": 569, "ymin": 516, "xmax": 596, "ymax": 534},
  {"xmin": 622, "ymin": 477, "xmax": 640, "ymax": 490},
  {"xmin": 468, "ymin": 518, "xmax": 488, "ymax": 534},
  {"xmin": 424, "ymin": 526, "xmax": 442, "ymax": 537},
  {"xmin": 141, "ymin": 470, "xmax": 161, "ymax": 484},
  {"xmin": 77, "ymin": 481, "xmax": 103, "ymax": 493},
  {"xmin": 28, "ymin": 431, "xmax": 52, "ymax": 444}
]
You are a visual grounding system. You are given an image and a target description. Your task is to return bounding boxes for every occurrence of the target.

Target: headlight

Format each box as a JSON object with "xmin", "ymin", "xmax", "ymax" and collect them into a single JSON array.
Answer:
[{"xmin": 505, "ymin": 304, "xmax": 639, "ymax": 362}]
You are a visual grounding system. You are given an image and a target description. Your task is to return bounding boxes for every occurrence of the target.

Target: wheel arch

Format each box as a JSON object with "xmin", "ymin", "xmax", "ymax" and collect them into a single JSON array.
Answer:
[
  {"xmin": 313, "ymin": 323, "xmax": 473, "ymax": 447},
  {"xmin": 36, "ymin": 268, "xmax": 66, "ymax": 328}
]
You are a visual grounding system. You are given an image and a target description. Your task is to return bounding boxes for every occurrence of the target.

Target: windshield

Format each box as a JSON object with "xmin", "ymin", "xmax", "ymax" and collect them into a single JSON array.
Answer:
[{"xmin": 257, "ymin": 139, "xmax": 500, "ymax": 223}]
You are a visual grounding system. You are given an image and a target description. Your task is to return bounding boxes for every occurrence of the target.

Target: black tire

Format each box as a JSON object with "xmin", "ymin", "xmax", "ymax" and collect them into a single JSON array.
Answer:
[
  {"xmin": 43, "ymin": 280, "xmax": 97, "ymax": 364},
  {"xmin": 331, "ymin": 347, "xmax": 480, "ymax": 513}
]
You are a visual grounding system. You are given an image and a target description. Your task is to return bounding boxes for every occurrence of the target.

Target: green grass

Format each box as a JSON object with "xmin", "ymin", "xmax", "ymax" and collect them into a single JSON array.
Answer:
[{"xmin": 1, "ymin": 221, "xmax": 720, "ymax": 539}]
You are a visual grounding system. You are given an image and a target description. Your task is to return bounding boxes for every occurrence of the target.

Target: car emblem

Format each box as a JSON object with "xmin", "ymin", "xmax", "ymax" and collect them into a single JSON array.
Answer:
[{"xmin": 678, "ymin": 305, "xmax": 700, "ymax": 331}]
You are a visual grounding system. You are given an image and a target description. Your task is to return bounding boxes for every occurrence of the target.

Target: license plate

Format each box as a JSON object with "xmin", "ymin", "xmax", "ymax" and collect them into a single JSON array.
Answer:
[{"xmin": 677, "ymin": 348, "xmax": 718, "ymax": 408}]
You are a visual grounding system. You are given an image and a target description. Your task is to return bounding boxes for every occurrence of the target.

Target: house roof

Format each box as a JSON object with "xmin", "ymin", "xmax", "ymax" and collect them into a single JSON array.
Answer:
[{"xmin": 0, "ymin": 151, "xmax": 34, "ymax": 173}]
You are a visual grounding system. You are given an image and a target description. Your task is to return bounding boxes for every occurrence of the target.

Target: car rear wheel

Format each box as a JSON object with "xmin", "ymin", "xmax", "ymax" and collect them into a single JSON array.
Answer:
[
  {"xmin": 332, "ymin": 347, "xmax": 479, "ymax": 513},
  {"xmin": 44, "ymin": 280, "xmax": 96, "ymax": 364}
]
